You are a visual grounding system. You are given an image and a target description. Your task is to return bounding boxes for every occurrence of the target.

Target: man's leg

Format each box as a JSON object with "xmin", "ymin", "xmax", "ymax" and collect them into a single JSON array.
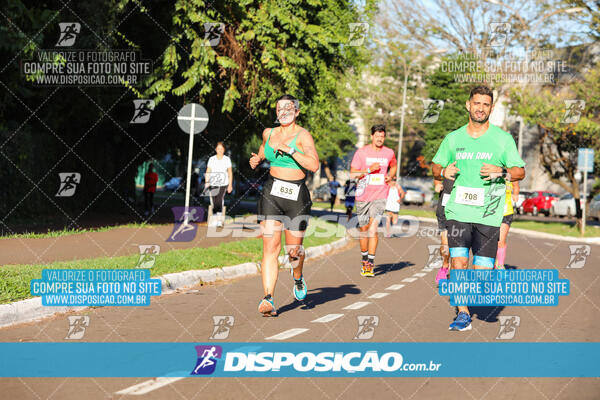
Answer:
[
  {"xmin": 446, "ymin": 220, "xmax": 473, "ymax": 331},
  {"xmin": 356, "ymin": 201, "xmax": 370, "ymax": 269}
]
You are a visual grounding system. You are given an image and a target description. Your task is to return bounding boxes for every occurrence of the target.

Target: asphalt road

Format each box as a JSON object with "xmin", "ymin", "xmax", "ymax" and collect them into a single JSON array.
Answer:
[{"xmin": 0, "ymin": 219, "xmax": 598, "ymax": 399}]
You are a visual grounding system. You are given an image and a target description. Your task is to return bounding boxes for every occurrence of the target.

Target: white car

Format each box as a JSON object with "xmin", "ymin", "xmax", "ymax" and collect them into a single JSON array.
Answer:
[
  {"xmin": 402, "ymin": 186, "xmax": 425, "ymax": 205},
  {"xmin": 551, "ymin": 193, "xmax": 576, "ymax": 217}
]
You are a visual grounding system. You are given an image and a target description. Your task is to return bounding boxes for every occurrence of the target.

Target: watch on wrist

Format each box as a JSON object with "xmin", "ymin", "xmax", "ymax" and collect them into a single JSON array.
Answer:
[{"xmin": 287, "ymin": 148, "xmax": 296, "ymax": 156}]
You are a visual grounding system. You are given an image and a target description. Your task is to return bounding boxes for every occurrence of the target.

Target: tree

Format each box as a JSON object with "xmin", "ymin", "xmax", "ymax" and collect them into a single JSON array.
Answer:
[{"xmin": 508, "ymin": 63, "xmax": 600, "ymax": 230}]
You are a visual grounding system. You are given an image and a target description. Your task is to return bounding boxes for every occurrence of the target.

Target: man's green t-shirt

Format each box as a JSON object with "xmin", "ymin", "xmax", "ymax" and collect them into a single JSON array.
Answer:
[{"xmin": 432, "ymin": 124, "xmax": 525, "ymax": 227}]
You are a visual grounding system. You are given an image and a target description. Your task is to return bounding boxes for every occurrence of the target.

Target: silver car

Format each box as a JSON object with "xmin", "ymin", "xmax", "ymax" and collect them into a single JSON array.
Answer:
[{"xmin": 402, "ymin": 186, "xmax": 425, "ymax": 205}]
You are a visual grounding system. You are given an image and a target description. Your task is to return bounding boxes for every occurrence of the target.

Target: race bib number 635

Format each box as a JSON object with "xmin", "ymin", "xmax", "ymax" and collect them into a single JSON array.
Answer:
[{"xmin": 271, "ymin": 179, "xmax": 300, "ymax": 201}]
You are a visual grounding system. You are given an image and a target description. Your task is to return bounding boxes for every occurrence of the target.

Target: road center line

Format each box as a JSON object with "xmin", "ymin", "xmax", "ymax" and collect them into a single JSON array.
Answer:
[
  {"xmin": 402, "ymin": 277, "xmax": 417, "ymax": 283},
  {"xmin": 368, "ymin": 292, "xmax": 390, "ymax": 299},
  {"xmin": 311, "ymin": 314, "xmax": 344, "ymax": 323},
  {"xmin": 343, "ymin": 301, "xmax": 371, "ymax": 310},
  {"xmin": 265, "ymin": 328, "xmax": 309, "ymax": 340},
  {"xmin": 385, "ymin": 284, "xmax": 405, "ymax": 290},
  {"xmin": 116, "ymin": 377, "xmax": 186, "ymax": 395},
  {"xmin": 413, "ymin": 273, "xmax": 427, "ymax": 277}
]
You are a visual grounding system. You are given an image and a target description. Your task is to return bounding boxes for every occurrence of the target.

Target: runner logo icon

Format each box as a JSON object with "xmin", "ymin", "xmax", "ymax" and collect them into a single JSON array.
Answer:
[
  {"xmin": 496, "ymin": 316, "xmax": 520, "ymax": 340},
  {"xmin": 210, "ymin": 316, "xmax": 234, "ymax": 340},
  {"xmin": 65, "ymin": 316, "xmax": 90, "ymax": 340},
  {"xmin": 562, "ymin": 100, "xmax": 585, "ymax": 124},
  {"xmin": 565, "ymin": 245, "xmax": 590, "ymax": 269},
  {"xmin": 348, "ymin": 23, "xmax": 369, "ymax": 46},
  {"xmin": 130, "ymin": 100, "xmax": 155, "ymax": 124},
  {"xmin": 203, "ymin": 23, "xmax": 225, "ymax": 46},
  {"xmin": 354, "ymin": 316, "xmax": 379, "ymax": 340},
  {"xmin": 191, "ymin": 345, "xmax": 222, "ymax": 375},
  {"xmin": 488, "ymin": 22, "xmax": 510, "ymax": 48},
  {"xmin": 56, "ymin": 172, "xmax": 81, "ymax": 197},
  {"xmin": 426, "ymin": 244, "xmax": 444, "ymax": 269},
  {"xmin": 168, "ymin": 206, "xmax": 205, "ymax": 242},
  {"xmin": 421, "ymin": 100, "xmax": 444, "ymax": 123},
  {"xmin": 136, "ymin": 245, "xmax": 160, "ymax": 268},
  {"xmin": 56, "ymin": 22, "xmax": 80, "ymax": 47}
]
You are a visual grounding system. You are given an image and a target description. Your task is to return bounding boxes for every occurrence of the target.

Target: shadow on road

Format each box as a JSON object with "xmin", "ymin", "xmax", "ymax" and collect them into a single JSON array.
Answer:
[
  {"xmin": 277, "ymin": 283, "xmax": 361, "ymax": 315},
  {"xmin": 374, "ymin": 261, "xmax": 415, "ymax": 276}
]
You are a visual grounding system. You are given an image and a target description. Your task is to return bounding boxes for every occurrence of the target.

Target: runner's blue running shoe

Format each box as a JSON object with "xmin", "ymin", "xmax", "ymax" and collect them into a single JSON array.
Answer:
[
  {"xmin": 293, "ymin": 276, "xmax": 307, "ymax": 301},
  {"xmin": 449, "ymin": 311, "xmax": 472, "ymax": 331},
  {"xmin": 258, "ymin": 295, "xmax": 277, "ymax": 317}
]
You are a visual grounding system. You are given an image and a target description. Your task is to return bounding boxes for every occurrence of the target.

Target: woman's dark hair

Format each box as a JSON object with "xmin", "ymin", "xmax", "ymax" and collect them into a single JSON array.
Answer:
[
  {"xmin": 469, "ymin": 85, "xmax": 494, "ymax": 103},
  {"xmin": 276, "ymin": 94, "xmax": 300, "ymax": 110},
  {"xmin": 371, "ymin": 124, "xmax": 386, "ymax": 135}
]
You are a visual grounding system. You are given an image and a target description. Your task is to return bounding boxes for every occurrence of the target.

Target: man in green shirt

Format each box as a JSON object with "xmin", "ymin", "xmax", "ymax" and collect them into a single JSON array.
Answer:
[{"xmin": 431, "ymin": 85, "xmax": 525, "ymax": 331}]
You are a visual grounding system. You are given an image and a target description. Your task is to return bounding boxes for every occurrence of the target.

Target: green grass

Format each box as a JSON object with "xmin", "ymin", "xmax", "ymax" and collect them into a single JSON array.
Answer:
[
  {"xmin": 312, "ymin": 201, "xmax": 346, "ymax": 211},
  {"xmin": 0, "ymin": 218, "xmax": 344, "ymax": 304},
  {"xmin": 398, "ymin": 209, "xmax": 437, "ymax": 219},
  {"xmin": 512, "ymin": 220, "xmax": 600, "ymax": 238}
]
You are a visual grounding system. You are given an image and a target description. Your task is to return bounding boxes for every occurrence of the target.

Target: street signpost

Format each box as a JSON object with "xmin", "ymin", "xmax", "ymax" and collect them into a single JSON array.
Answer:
[
  {"xmin": 177, "ymin": 103, "xmax": 209, "ymax": 226},
  {"xmin": 577, "ymin": 148, "xmax": 595, "ymax": 236}
]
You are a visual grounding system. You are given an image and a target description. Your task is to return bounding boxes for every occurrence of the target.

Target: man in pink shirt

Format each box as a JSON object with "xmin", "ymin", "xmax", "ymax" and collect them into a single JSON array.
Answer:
[{"xmin": 350, "ymin": 124, "xmax": 398, "ymax": 277}]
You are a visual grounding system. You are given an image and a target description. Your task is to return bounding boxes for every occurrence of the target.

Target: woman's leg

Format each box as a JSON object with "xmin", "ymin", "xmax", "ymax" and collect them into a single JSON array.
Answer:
[
  {"xmin": 495, "ymin": 223, "xmax": 510, "ymax": 267},
  {"xmin": 260, "ymin": 219, "xmax": 283, "ymax": 296},
  {"xmin": 284, "ymin": 229, "xmax": 306, "ymax": 279}
]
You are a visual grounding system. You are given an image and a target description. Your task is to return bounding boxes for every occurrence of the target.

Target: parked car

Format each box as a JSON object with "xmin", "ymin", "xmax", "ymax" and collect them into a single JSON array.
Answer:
[
  {"xmin": 164, "ymin": 177, "xmax": 183, "ymax": 191},
  {"xmin": 589, "ymin": 194, "xmax": 600, "ymax": 221},
  {"xmin": 551, "ymin": 193, "xmax": 577, "ymax": 217},
  {"xmin": 520, "ymin": 191, "xmax": 558, "ymax": 216},
  {"xmin": 403, "ymin": 186, "xmax": 425, "ymax": 205},
  {"xmin": 515, "ymin": 190, "xmax": 532, "ymax": 214}
]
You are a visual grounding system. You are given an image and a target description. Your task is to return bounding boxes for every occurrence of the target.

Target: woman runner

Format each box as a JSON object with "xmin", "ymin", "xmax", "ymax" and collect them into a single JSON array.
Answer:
[{"xmin": 249, "ymin": 94, "xmax": 320, "ymax": 316}]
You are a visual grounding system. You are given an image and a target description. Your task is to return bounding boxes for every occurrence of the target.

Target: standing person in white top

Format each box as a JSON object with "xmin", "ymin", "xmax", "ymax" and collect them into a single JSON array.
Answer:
[
  {"xmin": 384, "ymin": 182, "xmax": 405, "ymax": 237},
  {"xmin": 205, "ymin": 142, "xmax": 233, "ymax": 227}
]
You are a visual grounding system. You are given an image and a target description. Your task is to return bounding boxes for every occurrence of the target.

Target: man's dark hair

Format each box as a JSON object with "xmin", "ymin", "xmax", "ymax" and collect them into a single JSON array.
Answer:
[
  {"xmin": 469, "ymin": 86, "xmax": 494, "ymax": 103},
  {"xmin": 371, "ymin": 124, "xmax": 386, "ymax": 135},
  {"xmin": 148, "ymin": 163, "xmax": 154, "ymax": 172},
  {"xmin": 276, "ymin": 94, "xmax": 300, "ymax": 110}
]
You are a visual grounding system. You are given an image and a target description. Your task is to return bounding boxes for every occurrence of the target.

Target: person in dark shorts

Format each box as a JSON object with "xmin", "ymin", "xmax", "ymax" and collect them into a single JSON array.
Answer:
[
  {"xmin": 249, "ymin": 94, "xmax": 319, "ymax": 316},
  {"xmin": 344, "ymin": 179, "xmax": 356, "ymax": 219},
  {"xmin": 434, "ymin": 177, "xmax": 454, "ymax": 285},
  {"xmin": 432, "ymin": 85, "xmax": 525, "ymax": 331}
]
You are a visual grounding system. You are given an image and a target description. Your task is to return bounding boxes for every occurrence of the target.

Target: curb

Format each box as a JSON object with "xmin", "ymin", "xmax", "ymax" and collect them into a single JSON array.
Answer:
[
  {"xmin": 0, "ymin": 236, "xmax": 349, "ymax": 329},
  {"xmin": 414, "ymin": 216, "xmax": 600, "ymax": 244}
]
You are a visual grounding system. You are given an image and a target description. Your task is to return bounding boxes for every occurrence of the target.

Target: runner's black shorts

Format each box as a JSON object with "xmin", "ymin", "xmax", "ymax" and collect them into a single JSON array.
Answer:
[
  {"xmin": 257, "ymin": 174, "xmax": 312, "ymax": 231},
  {"xmin": 502, "ymin": 214, "xmax": 513, "ymax": 226},
  {"xmin": 446, "ymin": 219, "xmax": 500, "ymax": 266},
  {"xmin": 436, "ymin": 206, "xmax": 447, "ymax": 231}
]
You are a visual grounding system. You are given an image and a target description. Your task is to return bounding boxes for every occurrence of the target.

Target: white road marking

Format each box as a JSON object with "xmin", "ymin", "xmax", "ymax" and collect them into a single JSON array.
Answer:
[
  {"xmin": 343, "ymin": 301, "xmax": 371, "ymax": 310},
  {"xmin": 422, "ymin": 268, "xmax": 433, "ymax": 272},
  {"xmin": 402, "ymin": 277, "xmax": 417, "ymax": 283},
  {"xmin": 544, "ymin": 242, "xmax": 555, "ymax": 246},
  {"xmin": 116, "ymin": 377, "xmax": 185, "ymax": 395},
  {"xmin": 413, "ymin": 273, "xmax": 427, "ymax": 277},
  {"xmin": 368, "ymin": 292, "xmax": 390, "ymax": 299},
  {"xmin": 265, "ymin": 328, "xmax": 309, "ymax": 340},
  {"xmin": 311, "ymin": 314, "xmax": 344, "ymax": 323},
  {"xmin": 386, "ymin": 284, "xmax": 405, "ymax": 290}
]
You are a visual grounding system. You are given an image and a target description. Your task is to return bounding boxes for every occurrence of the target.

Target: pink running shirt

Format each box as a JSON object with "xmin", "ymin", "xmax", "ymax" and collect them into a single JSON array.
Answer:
[{"xmin": 350, "ymin": 145, "xmax": 397, "ymax": 202}]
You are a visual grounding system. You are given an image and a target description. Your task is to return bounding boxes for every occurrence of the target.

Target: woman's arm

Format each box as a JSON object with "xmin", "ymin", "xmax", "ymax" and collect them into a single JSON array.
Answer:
[{"xmin": 274, "ymin": 129, "xmax": 319, "ymax": 172}]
